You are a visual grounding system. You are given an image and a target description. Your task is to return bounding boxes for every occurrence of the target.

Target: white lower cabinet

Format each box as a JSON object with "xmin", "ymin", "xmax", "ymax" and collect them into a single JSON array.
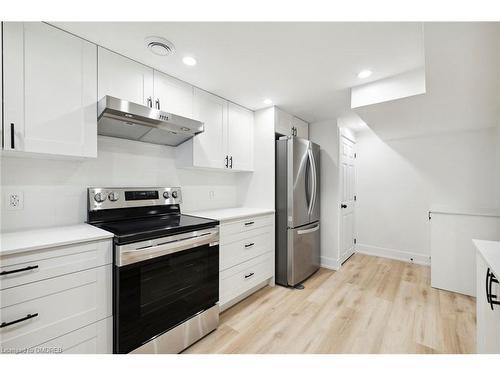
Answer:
[
  {"xmin": 0, "ymin": 239, "xmax": 112, "ymax": 354},
  {"xmin": 32, "ymin": 317, "xmax": 112, "ymax": 354},
  {"xmin": 476, "ymin": 252, "xmax": 500, "ymax": 353},
  {"xmin": 219, "ymin": 213, "xmax": 275, "ymax": 311}
]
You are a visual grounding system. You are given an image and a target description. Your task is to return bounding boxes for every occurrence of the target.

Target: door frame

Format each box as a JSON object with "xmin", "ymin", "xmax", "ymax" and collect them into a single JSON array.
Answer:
[{"xmin": 338, "ymin": 127, "xmax": 357, "ymax": 266}]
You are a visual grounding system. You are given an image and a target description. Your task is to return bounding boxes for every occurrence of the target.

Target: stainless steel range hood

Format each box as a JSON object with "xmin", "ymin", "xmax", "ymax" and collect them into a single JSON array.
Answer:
[{"xmin": 97, "ymin": 96, "xmax": 204, "ymax": 146}]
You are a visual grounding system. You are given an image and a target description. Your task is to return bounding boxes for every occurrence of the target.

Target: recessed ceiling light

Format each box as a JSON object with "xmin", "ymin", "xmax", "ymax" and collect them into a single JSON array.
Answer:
[
  {"xmin": 263, "ymin": 98, "xmax": 273, "ymax": 105},
  {"xmin": 183, "ymin": 56, "xmax": 197, "ymax": 66},
  {"xmin": 145, "ymin": 36, "xmax": 175, "ymax": 56},
  {"xmin": 358, "ymin": 70, "xmax": 372, "ymax": 79}
]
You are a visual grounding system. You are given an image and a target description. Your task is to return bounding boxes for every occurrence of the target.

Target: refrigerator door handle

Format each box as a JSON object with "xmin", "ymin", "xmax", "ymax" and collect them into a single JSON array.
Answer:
[
  {"xmin": 307, "ymin": 148, "xmax": 317, "ymax": 216},
  {"xmin": 297, "ymin": 224, "xmax": 320, "ymax": 235},
  {"xmin": 311, "ymin": 147, "xmax": 318, "ymax": 214}
]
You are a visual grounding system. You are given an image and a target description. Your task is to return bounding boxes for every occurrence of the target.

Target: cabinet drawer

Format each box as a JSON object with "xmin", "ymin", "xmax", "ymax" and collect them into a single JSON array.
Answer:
[
  {"xmin": 220, "ymin": 253, "xmax": 273, "ymax": 305},
  {"xmin": 0, "ymin": 265, "xmax": 112, "ymax": 351},
  {"xmin": 0, "ymin": 240, "xmax": 111, "ymax": 290},
  {"xmin": 220, "ymin": 214, "xmax": 273, "ymax": 241},
  {"xmin": 29, "ymin": 317, "xmax": 112, "ymax": 354},
  {"xmin": 220, "ymin": 224, "xmax": 273, "ymax": 247},
  {"xmin": 220, "ymin": 231, "xmax": 272, "ymax": 270}
]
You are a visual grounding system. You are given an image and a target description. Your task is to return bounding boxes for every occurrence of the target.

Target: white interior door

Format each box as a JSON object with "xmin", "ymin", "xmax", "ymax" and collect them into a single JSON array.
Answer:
[{"xmin": 340, "ymin": 135, "xmax": 356, "ymax": 264}]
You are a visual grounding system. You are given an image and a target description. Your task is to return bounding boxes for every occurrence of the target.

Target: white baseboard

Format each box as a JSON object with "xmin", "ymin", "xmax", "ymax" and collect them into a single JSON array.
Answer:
[
  {"xmin": 356, "ymin": 243, "xmax": 430, "ymax": 266},
  {"xmin": 320, "ymin": 256, "xmax": 340, "ymax": 271}
]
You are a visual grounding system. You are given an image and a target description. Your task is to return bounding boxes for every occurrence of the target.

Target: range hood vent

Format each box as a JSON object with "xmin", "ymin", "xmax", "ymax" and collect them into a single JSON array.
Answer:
[{"xmin": 97, "ymin": 96, "xmax": 204, "ymax": 146}]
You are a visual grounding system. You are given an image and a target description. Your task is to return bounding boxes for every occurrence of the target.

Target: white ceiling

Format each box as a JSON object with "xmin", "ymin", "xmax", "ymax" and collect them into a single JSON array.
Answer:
[
  {"xmin": 354, "ymin": 22, "xmax": 500, "ymax": 140},
  {"xmin": 53, "ymin": 22, "xmax": 424, "ymax": 123}
]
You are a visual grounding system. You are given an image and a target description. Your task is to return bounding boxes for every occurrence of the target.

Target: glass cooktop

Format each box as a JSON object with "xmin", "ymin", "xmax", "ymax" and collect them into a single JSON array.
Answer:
[{"xmin": 94, "ymin": 214, "xmax": 218, "ymax": 245}]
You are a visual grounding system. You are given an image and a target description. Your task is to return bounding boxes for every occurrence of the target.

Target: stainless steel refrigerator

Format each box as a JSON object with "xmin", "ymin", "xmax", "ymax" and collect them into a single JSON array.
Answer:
[{"xmin": 276, "ymin": 136, "xmax": 320, "ymax": 287}]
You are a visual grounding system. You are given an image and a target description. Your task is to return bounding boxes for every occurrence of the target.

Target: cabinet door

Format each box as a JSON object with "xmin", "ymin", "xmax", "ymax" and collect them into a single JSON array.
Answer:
[
  {"xmin": 98, "ymin": 47, "xmax": 154, "ymax": 106},
  {"xmin": 192, "ymin": 88, "xmax": 227, "ymax": 169},
  {"xmin": 3, "ymin": 22, "xmax": 97, "ymax": 157},
  {"xmin": 274, "ymin": 107, "xmax": 293, "ymax": 136},
  {"xmin": 153, "ymin": 71, "xmax": 194, "ymax": 118},
  {"xmin": 477, "ymin": 254, "xmax": 500, "ymax": 353},
  {"xmin": 226, "ymin": 103, "xmax": 254, "ymax": 171},
  {"xmin": 293, "ymin": 116, "xmax": 309, "ymax": 139}
]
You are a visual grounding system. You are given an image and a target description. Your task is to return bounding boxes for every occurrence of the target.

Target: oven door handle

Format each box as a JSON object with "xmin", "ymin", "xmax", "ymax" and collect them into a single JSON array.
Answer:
[{"xmin": 117, "ymin": 229, "xmax": 219, "ymax": 267}]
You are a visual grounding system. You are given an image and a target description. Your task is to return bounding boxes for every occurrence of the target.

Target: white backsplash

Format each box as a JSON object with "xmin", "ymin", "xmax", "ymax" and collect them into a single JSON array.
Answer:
[{"xmin": 1, "ymin": 136, "xmax": 241, "ymax": 232}]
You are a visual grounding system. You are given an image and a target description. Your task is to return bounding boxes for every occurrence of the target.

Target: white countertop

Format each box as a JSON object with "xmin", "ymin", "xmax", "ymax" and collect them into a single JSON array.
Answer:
[
  {"xmin": 1, "ymin": 224, "xmax": 114, "ymax": 256},
  {"xmin": 430, "ymin": 206, "xmax": 500, "ymax": 218},
  {"xmin": 186, "ymin": 207, "xmax": 274, "ymax": 222},
  {"xmin": 474, "ymin": 239, "xmax": 500, "ymax": 277}
]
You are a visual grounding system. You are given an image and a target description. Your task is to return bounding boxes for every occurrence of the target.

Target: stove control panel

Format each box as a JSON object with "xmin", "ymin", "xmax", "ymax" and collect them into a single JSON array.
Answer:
[{"xmin": 88, "ymin": 187, "xmax": 182, "ymax": 211}]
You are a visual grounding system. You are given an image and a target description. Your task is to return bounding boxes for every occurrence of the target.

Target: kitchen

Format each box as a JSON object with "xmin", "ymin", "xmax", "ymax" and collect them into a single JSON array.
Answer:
[{"xmin": 1, "ymin": 5, "xmax": 500, "ymax": 370}]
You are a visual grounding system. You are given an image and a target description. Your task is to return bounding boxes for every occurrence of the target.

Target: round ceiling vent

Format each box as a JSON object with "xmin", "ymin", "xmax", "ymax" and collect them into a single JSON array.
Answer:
[{"xmin": 145, "ymin": 36, "xmax": 175, "ymax": 56}]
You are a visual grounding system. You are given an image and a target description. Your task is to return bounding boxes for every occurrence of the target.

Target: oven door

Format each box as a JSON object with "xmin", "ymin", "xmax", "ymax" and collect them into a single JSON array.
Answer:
[{"xmin": 114, "ymin": 228, "xmax": 219, "ymax": 354}]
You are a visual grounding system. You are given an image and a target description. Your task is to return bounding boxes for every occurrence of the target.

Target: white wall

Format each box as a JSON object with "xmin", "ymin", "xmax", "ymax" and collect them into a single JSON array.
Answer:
[
  {"xmin": 355, "ymin": 127, "xmax": 500, "ymax": 264},
  {"xmin": 352, "ymin": 23, "xmax": 500, "ymax": 265},
  {"xmin": 1, "ymin": 136, "xmax": 242, "ymax": 232},
  {"xmin": 309, "ymin": 119, "xmax": 340, "ymax": 269}
]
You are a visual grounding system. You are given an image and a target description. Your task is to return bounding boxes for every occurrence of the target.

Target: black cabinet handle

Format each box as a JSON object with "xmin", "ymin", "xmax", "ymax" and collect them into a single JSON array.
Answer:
[
  {"xmin": 155, "ymin": 98, "xmax": 160, "ymax": 110},
  {"xmin": 1, "ymin": 313, "xmax": 38, "ymax": 328},
  {"xmin": 244, "ymin": 243, "xmax": 255, "ymax": 248},
  {"xmin": 10, "ymin": 123, "xmax": 15, "ymax": 149},
  {"xmin": 0, "ymin": 265, "xmax": 38, "ymax": 276},
  {"xmin": 225, "ymin": 155, "xmax": 229, "ymax": 168},
  {"xmin": 486, "ymin": 268, "xmax": 491, "ymax": 304},
  {"xmin": 244, "ymin": 272, "xmax": 254, "ymax": 279},
  {"xmin": 147, "ymin": 97, "xmax": 153, "ymax": 108},
  {"xmin": 341, "ymin": 204, "xmax": 347, "ymax": 209},
  {"xmin": 244, "ymin": 221, "xmax": 254, "ymax": 226},
  {"xmin": 486, "ymin": 268, "xmax": 500, "ymax": 310},
  {"xmin": 229, "ymin": 156, "xmax": 233, "ymax": 169}
]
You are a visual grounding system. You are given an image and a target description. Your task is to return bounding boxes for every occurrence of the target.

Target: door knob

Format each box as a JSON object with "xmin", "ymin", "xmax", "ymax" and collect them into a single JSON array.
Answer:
[{"xmin": 341, "ymin": 204, "xmax": 347, "ymax": 209}]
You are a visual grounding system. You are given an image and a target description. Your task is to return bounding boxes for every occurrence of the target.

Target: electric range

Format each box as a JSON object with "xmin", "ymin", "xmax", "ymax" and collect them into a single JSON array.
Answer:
[{"xmin": 87, "ymin": 187, "xmax": 220, "ymax": 354}]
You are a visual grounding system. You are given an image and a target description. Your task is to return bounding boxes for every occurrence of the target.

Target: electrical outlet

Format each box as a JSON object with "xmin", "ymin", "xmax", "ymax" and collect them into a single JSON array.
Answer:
[{"xmin": 6, "ymin": 191, "xmax": 24, "ymax": 211}]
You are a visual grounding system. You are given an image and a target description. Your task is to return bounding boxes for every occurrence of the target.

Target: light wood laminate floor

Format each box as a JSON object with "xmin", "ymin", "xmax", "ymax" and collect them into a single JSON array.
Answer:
[{"xmin": 185, "ymin": 254, "xmax": 476, "ymax": 354}]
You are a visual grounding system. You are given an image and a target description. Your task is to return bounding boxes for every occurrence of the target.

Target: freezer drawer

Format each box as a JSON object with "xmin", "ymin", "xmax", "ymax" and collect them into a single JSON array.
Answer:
[{"xmin": 287, "ymin": 222, "xmax": 320, "ymax": 286}]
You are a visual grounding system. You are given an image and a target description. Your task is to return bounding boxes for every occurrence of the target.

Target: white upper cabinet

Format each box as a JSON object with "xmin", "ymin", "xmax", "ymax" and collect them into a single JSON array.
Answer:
[
  {"xmin": 153, "ymin": 71, "xmax": 194, "ymax": 118},
  {"xmin": 176, "ymin": 89, "xmax": 254, "ymax": 172},
  {"xmin": 98, "ymin": 47, "xmax": 154, "ymax": 107},
  {"xmin": 191, "ymin": 88, "xmax": 227, "ymax": 169},
  {"xmin": 275, "ymin": 107, "xmax": 294, "ymax": 136},
  {"xmin": 227, "ymin": 103, "xmax": 254, "ymax": 171},
  {"xmin": 3, "ymin": 22, "xmax": 98, "ymax": 158},
  {"xmin": 292, "ymin": 116, "xmax": 309, "ymax": 138},
  {"xmin": 274, "ymin": 107, "xmax": 308, "ymax": 139}
]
